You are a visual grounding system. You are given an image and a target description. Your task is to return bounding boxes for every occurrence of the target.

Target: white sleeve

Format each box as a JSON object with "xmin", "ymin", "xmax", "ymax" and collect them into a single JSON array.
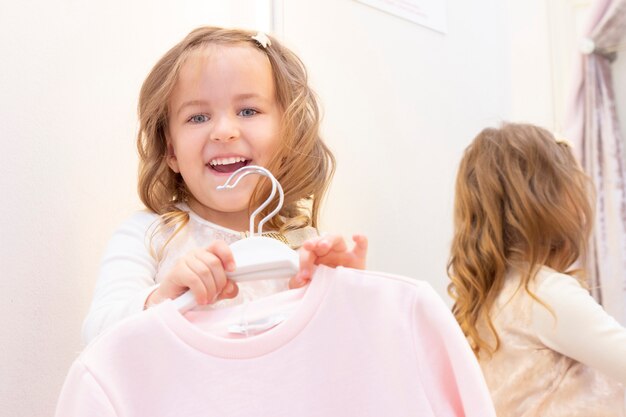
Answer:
[
  {"xmin": 531, "ymin": 272, "xmax": 626, "ymax": 384},
  {"xmin": 81, "ymin": 211, "xmax": 159, "ymax": 345}
]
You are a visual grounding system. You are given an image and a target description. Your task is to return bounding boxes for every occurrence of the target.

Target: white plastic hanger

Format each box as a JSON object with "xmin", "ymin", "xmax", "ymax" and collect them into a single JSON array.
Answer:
[{"xmin": 171, "ymin": 166, "xmax": 300, "ymax": 313}]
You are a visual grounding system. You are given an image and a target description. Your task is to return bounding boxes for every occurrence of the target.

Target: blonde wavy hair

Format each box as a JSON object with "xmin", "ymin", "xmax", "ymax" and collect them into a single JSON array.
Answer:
[
  {"xmin": 136, "ymin": 27, "xmax": 335, "ymax": 254},
  {"xmin": 447, "ymin": 122, "xmax": 593, "ymax": 356}
]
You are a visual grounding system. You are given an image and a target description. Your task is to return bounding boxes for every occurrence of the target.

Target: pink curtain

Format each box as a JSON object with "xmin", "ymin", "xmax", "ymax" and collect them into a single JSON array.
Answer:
[{"xmin": 565, "ymin": 0, "xmax": 626, "ymax": 324}]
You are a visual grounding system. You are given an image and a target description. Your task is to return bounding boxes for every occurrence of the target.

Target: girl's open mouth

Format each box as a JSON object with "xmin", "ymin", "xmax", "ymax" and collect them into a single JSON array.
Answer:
[{"xmin": 208, "ymin": 157, "xmax": 251, "ymax": 174}]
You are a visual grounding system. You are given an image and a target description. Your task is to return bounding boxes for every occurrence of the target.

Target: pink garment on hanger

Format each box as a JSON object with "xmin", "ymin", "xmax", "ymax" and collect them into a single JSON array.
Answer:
[{"xmin": 56, "ymin": 266, "xmax": 496, "ymax": 416}]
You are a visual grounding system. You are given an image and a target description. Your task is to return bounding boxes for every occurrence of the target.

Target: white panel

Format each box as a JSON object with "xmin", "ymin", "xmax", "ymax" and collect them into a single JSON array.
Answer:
[
  {"xmin": 0, "ymin": 2, "xmax": 271, "ymax": 416},
  {"xmin": 354, "ymin": 0, "xmax": 447, "ymax": 33},
  {"xmin": 280, "ymin": 0, "xmax": 511, "ymax": 299}
]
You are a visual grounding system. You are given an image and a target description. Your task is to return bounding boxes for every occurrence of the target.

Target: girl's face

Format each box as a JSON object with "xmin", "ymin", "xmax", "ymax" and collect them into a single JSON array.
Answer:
[{"xmin": 166, "ymin": 44, "xmax": 282, "ymax": 231}]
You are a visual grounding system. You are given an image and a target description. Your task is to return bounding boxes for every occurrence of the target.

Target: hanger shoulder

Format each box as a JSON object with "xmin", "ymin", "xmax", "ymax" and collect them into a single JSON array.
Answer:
[
  {"xmin": 171, "ymin": 236, "xmax": 299, "ymax": 312},
  {"xmin": 227, "ymin": 236, "xmax": 299, "ymax": 281}
]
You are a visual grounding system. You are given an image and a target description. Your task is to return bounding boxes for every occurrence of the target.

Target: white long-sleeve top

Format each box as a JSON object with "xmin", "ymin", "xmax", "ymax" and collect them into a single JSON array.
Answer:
[
  {"xmin": 82, "ymin": 205, "xmax": 316, "ymax": 345},
  {"xmin": 479, "ymin": 265, "xmax": 626, "ymax": 416},
  {"xmin": 531, "ymin": 270, "xmax": 626, "ymax": 385}
]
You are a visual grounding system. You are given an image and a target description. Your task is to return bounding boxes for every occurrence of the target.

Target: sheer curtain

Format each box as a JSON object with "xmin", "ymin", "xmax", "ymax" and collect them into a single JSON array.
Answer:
[{"xmin": 565, "ymin": 0, "xmax": 626, "ymax": 324}]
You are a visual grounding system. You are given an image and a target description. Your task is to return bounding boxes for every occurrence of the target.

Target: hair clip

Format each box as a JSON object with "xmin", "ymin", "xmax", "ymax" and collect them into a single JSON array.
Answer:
[
  {"xmin": 251, "ymin": 32, "xmax": 271, "ymax": 49},
  {"xmin": 555, "ymin": 137, "xmax": 573, "ymax": 148}
]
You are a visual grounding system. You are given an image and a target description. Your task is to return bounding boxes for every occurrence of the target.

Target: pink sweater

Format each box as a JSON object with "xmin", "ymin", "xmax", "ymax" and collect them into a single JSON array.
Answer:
[{"xmin": 56, "ymin": 266, "xmax": 495, "ymax": 416}]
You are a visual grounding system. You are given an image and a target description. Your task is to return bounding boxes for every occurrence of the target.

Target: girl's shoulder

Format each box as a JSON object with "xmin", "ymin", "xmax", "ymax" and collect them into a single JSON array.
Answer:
[
  {"xmin": 504, "ymin": 264, "xmax": 583, "ymax": 291},
  {"xmin": 498, "ymin": 265, "xmax": 584, "ymax": 312},
  {"xmin": 533, "ymin": 265, "xmax": 585, "ymax": 292},
  {"xmin": 533, "ymin": 266, "xmax": 588, "ymax": 301},
  {"xmin": 114, "ymin": 209, "xmax": 160, "ymax": 235},
  {"xmin": 504, "ymin": 266, "xmax": 589, "ymax": 317}
]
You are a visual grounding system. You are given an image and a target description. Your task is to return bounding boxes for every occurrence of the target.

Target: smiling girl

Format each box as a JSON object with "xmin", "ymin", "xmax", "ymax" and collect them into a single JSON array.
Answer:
[{"xmin": 82, "ymin": 27, "xmax": 367, "ymax": 343}]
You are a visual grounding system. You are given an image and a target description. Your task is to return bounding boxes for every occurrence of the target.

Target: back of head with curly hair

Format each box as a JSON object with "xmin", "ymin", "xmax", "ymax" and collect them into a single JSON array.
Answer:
[{"xmin": 447, "ymin": 122, "xmax": 593, "ymax": 356}]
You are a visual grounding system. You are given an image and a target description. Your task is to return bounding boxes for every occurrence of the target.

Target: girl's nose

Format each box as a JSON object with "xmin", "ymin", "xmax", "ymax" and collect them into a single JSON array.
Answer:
[{"xmin": 209, "ymin": 115, "xmax": 239, "ymax": 143}]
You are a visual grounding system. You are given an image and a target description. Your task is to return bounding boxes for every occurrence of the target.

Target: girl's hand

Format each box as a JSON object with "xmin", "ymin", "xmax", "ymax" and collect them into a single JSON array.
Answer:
[
  {"xmin": 290, "ymin": 234, "xmax": 368, "ymax": 289},
  {"xmin": 145, "ymin": 241, "xmax": 239, "ymax": 308}
]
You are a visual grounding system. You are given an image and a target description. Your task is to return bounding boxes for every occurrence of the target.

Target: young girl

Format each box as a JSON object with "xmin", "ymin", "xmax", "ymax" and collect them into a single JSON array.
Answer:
[
  {"xmin": 447, "ymin": 123, "xmax": 626, "ymax": 416},
  {"xmin": 82, "ymin": 26, "xmax": 367, "ymax": 344}
]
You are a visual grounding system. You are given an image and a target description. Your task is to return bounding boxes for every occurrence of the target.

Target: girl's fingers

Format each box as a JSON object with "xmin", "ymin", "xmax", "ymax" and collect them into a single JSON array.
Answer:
[
  {"xmin": 179, "ymin": 265, "xmax": 210, "ymax": 305},
  {"xmin": 313, "ymin": 235, "xmax": 346, "ymax": 257},
  {"xmin": 292, "ymin": 234, "xmax": 369, "ymax": 288},
  {"xmin": 352, "ymin": 235, "xmax": 368, "ymax": 259},
  {"xmin": 290, "ymin": 248, "xmax": 315, "ymax": 288},
  {"xmin": 194, "ymin": 250, "xmax": 228, "ymax": 295},
  {"xmin": 301, "ymin": 237, "xmax": 322, "ymax": 251},
  {"xmin": 327, "ymin": 235, "xmax": 347, "ymax": 252},
  {"xmin": 192, "ymin": 242, "xmax": 234, "ymax": 302},
  {"xmin": 289, "ymin": 273, "xmax": 310, "ymax": 289},
  {"xmin": 206, "ymin": 240, "xmax": 236, "ymax": 272},
  {"xmin": 185, "ymin": 256, "xmax": 217, "ymax": 304},
  {"xmin": 217, "ymin": 279, "xmax": 239, "ymax": 300},
  {"xmin": 206, "ymin": 255, "xmax": 229, "ymax": 299},
  {"xmin": 310, "ymin": 235, "xmax": 368, "ymax": 270},
  {"xmin": 299, "ymin": 246, "xmax": 316, "ymax": 277}
]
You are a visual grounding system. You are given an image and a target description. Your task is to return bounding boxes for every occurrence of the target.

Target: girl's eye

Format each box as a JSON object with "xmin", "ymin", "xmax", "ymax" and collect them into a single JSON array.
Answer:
[
  {"xmin": 188, "ymin": 114, "xmax": 208, "ymax": 124},
  {"xmin": 239, "ymin": 108, "xmax": 258, "ymax": 117}
]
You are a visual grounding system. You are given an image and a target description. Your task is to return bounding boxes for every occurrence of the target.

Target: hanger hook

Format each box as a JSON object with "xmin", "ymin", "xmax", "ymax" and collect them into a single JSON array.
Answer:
[
  {"xmin": 216, "ymin": 165, "xmax": 284, "ymax": 236},
  {"xmin": 217, "ymin": 167, "xmax": 277, "ymax": 235}
]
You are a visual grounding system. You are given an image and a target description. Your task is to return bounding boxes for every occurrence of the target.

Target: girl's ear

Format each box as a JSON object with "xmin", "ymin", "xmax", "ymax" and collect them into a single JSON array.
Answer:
[{"xmin": 165, "ymin": 138, "xmax": 180, "ymax": 173}]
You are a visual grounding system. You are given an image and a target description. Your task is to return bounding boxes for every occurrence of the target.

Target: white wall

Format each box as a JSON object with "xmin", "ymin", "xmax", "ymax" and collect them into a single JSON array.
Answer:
[
  {"xmin": 506, "ymin": 0, "xmax": 556, "ymax": 129},
  {"xmin": 0, "ymin": 1, "xmax": 270, "ymax": 415},
  {"xmin": 279, "ymin": 0, "xmax": 512, "ymax": 298}
]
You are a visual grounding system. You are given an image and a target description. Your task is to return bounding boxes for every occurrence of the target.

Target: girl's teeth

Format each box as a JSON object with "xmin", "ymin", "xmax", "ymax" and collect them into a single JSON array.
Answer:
[
  {"xmin": 209, "ymin": 157, "xmax": 249, "ymax": 174},
  {"xmin": 210, "ymin": 157, "xmax": 246, "ymax": 166}
]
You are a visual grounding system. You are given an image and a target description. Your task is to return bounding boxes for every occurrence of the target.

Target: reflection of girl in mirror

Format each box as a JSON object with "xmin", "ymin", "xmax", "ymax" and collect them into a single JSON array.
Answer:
[
  {"xmin": 82, "ymin": 27, "xmax": 367, "ymax": 344},
  {"xmin": 448, "ymin": 123, "xmax": 626, "ymax": 416}
]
